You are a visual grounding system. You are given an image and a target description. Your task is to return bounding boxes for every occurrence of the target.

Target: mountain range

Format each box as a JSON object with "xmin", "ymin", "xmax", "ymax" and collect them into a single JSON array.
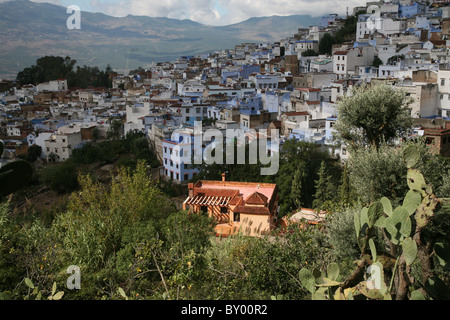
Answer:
[{"xmin": 0, "ymin": 0, "xmax": 321, "ymax": 79}]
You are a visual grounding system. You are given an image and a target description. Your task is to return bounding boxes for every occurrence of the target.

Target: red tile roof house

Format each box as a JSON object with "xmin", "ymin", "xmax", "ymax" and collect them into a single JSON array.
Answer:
[{"xmin": 183, "ymin": 174, "xmax": 280, "ymax": 237}]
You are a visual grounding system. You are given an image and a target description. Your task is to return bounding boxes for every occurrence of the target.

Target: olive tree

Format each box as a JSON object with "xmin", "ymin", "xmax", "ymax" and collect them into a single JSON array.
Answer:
[{"xmin": 334, "ymin": 83, "xmax": 413, "ymax": 151}]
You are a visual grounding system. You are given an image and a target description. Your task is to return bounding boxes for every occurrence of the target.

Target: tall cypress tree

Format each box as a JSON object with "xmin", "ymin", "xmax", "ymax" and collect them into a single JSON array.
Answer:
[
  {"xmin": 339, "ymin": 162, "xmax": 352, "ymax": 207},
  {"xmin": 291, "ymin": 168, "xmax": 304, "ymax": 211},
  {"xmin": 313, "ymin": 161, "xmax": 328, "ymax": 209}
]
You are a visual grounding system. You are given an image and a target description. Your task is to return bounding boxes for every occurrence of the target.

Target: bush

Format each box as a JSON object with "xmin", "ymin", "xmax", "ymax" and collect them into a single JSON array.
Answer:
[{"xmin": 40, "ymin": 162, "xmax": 79, "ymax": 193}]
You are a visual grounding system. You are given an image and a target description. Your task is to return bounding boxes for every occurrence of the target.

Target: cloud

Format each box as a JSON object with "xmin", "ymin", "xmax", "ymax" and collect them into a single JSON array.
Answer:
[
  {"xmin": 216, "ymin": 0, "xmax": 368, "ymax": 25},
  {"xmin": 88, "ymin": 0, "xmax": 220, "ymax": 25},
  {"xmin": 24, "ymin": 0, "xmax": 369, "ymax": 26}
]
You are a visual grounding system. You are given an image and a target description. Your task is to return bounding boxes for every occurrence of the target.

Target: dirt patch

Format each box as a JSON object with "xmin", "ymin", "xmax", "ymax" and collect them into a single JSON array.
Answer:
[{"xmin": 17, "ymin": 189, "xmax": 68, "ymax": 214}]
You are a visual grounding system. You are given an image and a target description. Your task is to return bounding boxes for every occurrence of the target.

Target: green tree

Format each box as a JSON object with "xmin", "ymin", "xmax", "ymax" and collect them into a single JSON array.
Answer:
[
  {"xmin": 26, "ymin": 145, "xmax": 42, "ymax": 163},
  {"xmin": 290, "ymin": 168, "xmax": 304, "ymax": 210},
  {"xmin": 107, "ymin": 119, "xmax": 123, "ymax": 140},
  {"xmin": 275, "ymin": 140, "xmax": 337, "ymax": 215},
  {"xmin": 16, "ymin": 56, "xmax": 112, "ymax": 88},
  {"xmin": 312, "ymin": 161, "xmax": 339, "ymax": 210},
  {"xmin": 40, "ymin": 161, "xmax": 79, "ymax": 193},
  {"xmin": 301, "ymin": 49, "xmax": 318, "ymax": 57},
  {"xmin": 372, "ymin": 56, "xmax": 383, "ymax": 68},
  {"xmin": 16, "ymin": 56, "xmax": 76, "ymax": 85},
  {"xmin": 318, "ymin": 33, "xmax": 335, "ymax": 55},
  {"xmin": 348, "ymin": 140, "xmax": 450, "ymax": 206},
  {"xmin": 338, "ymin": 162, "xmax": 354, "ymax": 207},
  {"xmin": 334, "ymin": 83, "xmax": 413, "ymax": 151}
]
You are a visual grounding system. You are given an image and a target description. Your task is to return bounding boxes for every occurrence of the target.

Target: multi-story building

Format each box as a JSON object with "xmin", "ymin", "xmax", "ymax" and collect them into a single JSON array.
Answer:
[
  {"xmin": 44, "ymin": 131, "xmax": 83, "ymax": 162},
  {"xmin": 394, "ymin": 82, "xmax": 439, "ymax": 118},
  {"xmin": 162, "ymin": 128, "xmax": 200, "ymax": 183},
  {"xmin": 124, "ymin": 103, "xmax": 151, "ymax": 134},
  {"xmin": 333, "ymin": 46, "xmax": 375, "ymax": 79},
  {"xmin": 296, "ymin": 40, "xmax": 319, "ymax": 54},
  {"xmin": 36, "ymin": 79, "xmax": 68, "ymax": 92},
  {"xmin": 437, "ymin": 69, "xmax": 450, "ymax": 117}
]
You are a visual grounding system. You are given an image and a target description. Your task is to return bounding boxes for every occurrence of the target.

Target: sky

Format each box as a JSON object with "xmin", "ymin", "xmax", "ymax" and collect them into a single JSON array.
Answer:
[{"xmin": 14, "ymin": 0, "xmax": 369, "ymax": 26}]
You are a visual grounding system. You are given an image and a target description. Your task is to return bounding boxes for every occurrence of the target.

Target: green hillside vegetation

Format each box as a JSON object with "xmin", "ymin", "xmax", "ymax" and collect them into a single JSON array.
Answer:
[
  {"xmin": 0, "ymin": 137, "xmax": 449, "ymax": 300},
  {"xmin": 1, "ymin": 84, "xmax": 449, "ymax": 299},
  {"xmin": 319, "ymin": 12, "xmax": 362, "ymax": 55},
  {"xmin": 16, "ymin": 56, "xmax": 113, "ymax": 88}
]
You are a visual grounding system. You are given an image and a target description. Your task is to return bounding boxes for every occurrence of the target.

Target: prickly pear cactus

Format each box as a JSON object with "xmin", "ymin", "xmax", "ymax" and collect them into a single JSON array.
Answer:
[
  {"xmin": 299, "ymin": 145, "xmax": 449, "ymax": 300},
  {"xmin": 0, "ymin": 141, "xmax": 33, "ymax": 198}
]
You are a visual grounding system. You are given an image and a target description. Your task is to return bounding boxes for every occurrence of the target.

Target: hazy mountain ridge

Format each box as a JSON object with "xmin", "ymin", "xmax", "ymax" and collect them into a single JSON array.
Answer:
[{"xmin": 0, "ymin": 0, "xmax": 320, "ymax": 78}]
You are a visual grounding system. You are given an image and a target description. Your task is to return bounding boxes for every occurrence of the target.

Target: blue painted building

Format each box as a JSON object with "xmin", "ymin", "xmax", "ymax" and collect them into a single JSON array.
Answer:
[{"xmin": 398, "ymin": 2, "xmax": 427, "ymax": 19}]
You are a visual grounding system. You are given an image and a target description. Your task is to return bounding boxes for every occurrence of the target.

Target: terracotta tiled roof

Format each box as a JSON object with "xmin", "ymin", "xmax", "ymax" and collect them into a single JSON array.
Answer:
[
  {"xmin": 245, "ymin": 192, "xmax": 268, "ymax": 205},
  {"xmin": 184, "ymin": 195, "xmax": 233, "ymax": 206}
]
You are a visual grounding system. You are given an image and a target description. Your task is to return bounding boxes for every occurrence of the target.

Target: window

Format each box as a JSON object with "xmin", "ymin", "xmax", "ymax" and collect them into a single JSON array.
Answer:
[
  {"xmin": 441, "ymin": 79, "xmax": 446, "ymax": 86},
  {"xmin": 220, "ymin": 207, "xmax": 228, "ymax": 214},
  {"xmin": 184, "ymin": 174, "xmax": 189, "ymax": 181}
]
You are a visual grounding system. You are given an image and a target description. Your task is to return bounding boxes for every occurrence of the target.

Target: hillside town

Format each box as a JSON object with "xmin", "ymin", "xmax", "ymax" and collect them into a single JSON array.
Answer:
[
  {"xmin": 1, "ymin": 0, "xmax": 450, "ymax": 236},
  {"xmin": 1, "ymin": 0, "xmax": 450, "ymax": 304}
]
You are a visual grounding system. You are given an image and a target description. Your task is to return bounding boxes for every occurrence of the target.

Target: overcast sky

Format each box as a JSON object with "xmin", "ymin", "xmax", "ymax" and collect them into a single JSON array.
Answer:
[{"xmin": 18, "ymin": 0, "xmax": 368, "ymax": 25}]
